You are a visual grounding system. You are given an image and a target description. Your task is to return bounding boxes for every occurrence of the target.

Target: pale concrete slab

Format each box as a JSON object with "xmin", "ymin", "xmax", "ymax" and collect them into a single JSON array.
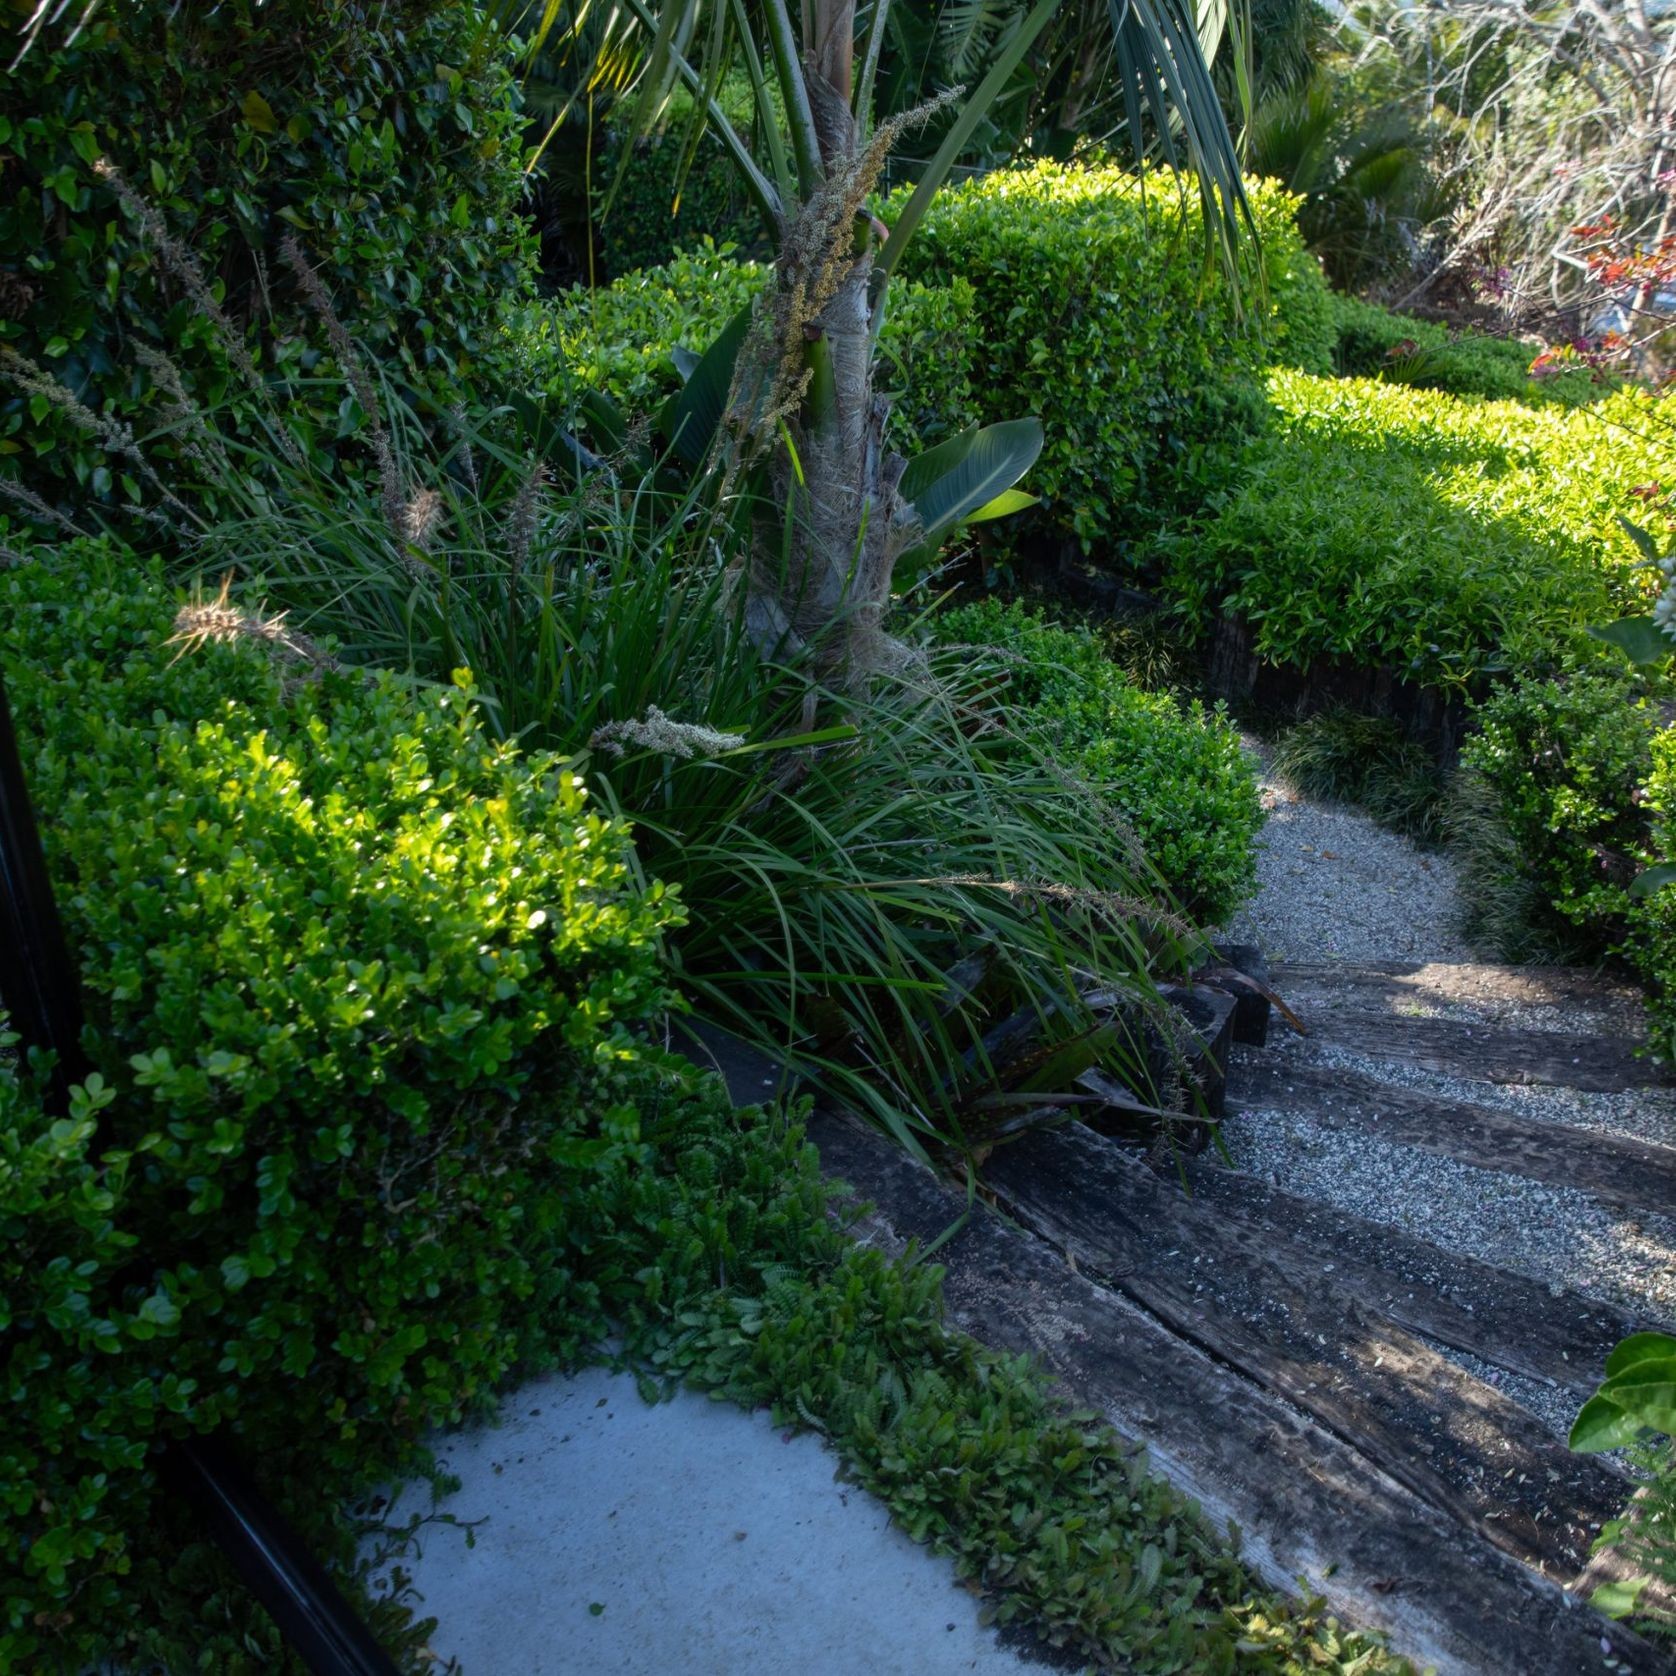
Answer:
[{"xmin": 380, "ymin": 1365, "xmax": 1055, "ymax": 1675}]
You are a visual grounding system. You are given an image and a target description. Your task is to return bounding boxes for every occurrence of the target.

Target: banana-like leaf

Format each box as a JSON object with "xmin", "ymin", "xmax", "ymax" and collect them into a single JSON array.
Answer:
[
  {"xmin": 963, "ymin": 488, "xmax": 1038, "ymax": 524},
  {"xmin": 904, "ymin": 418, "xmax": 1043, "ymax": 543},
  {"xmin": 1588, "ymin": 616, "xmax": 1672, "ymax": 668},
  {"xmin": 659, "ymin": 302, "xmax": 754, "ymax": 464},
  {"xmin": 1631, "ymin": 864, "xmax": 1676, "ymax": 900}
]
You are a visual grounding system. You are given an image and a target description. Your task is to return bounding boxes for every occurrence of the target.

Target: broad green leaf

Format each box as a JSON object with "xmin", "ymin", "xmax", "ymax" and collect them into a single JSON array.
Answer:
[
  {"xmin": 1588, "ymin": 617, "xmax": 1672, "ymax": 668},
  {"xmin": 1619, "ymin": 515, "xmax": 1665, "ymax": 567},
  {"xmin": 1569, "ymin": 1392, "xmax": 1644, "ymax": 1452},
  {"xmin": 659, "ymin": 303, "xmax": 754, "ymax": 466},
  {"xmin": 1631, "ymin": 864, "xmax": 1676, "ymax": 900},
  {"xmin": 1605, "ymin": 1333, "xmax": 1676, "ymax": 1378},
  {"xmin": 963, "ymin": 489, "xmax": 1039, "ymax": 525},
  {"xmin": 906, "ymin": 419, "xmax": 1044, "ymax": 543}
]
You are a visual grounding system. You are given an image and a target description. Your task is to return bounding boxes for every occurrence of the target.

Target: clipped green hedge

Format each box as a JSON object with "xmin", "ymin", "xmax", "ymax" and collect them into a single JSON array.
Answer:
[
  {"xmin": 592, "ymin": 81, "xmax": 767, "ymax": 277},
  {"xmin": 543, "ymin": 240, "xmax": 980, "ymax": 453},
  {"xmin": 890, "ymin": 166, "xmax": 1335, "ymax": 548},
  {"xmin": 0, "ymin": 544, "xmax": 679, "ymax": 1669},
  {"xmin": 0, "ymin": 0, "xmax": 534, "ymax": 514},
  {"xmin": 1327, "ymin": 294, "xmax": 1601, "ymax": 406},
  {"xmin": 934, "ymin": 599, "xmax": 1262, "ymax": 924},
  {"xmin": 1158, "ymin": 370, "xmax": 1671, "ymax": 688}
]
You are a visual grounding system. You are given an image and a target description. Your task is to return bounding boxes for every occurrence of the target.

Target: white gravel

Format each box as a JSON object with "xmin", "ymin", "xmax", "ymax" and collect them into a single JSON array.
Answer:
[
  {"xmin": 1224, "ymin": 738, "xmax": 1481, "ymax": 962},
  {"xmin": 1217, "ymin": 743, "xmax": 1676, "ymax": 1441}
]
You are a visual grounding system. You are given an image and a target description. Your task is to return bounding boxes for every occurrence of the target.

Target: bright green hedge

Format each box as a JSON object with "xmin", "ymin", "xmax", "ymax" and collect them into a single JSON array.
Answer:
[
  {"xmin": 1158, "ymin": 370, "xmax": 1671, "ymax": 688},
  {"xmin": 0, "ymin": 0, "xmax": 534, "ymax": 515},
  {"xmin": 934, "ymin": 599, "xmax": 1262, "ymax": 924},
  {"xmin": 0, "ymin": 545, "xmax": 679, "ymax": 1669},
  {"xmin": 543, "ymin": 240, "xmax": 979, "ymax": 453},
  {"xmin": 1326, "ymin": 294, "xmax": 1601, "ymax": 407},
  {"xmin": 890, "ymin": 166, "xmax": 1336, "ymax": 548}
]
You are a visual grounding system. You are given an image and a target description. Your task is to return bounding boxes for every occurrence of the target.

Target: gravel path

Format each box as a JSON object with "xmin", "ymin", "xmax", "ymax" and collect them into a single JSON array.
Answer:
[
  {"xmin": 1218, "ymin": 742, "xmax": 1676, "ymax": 1444},
  {"xmin": 1225, "ymin": 738, "xmax": 1480, "ymax": 962}
]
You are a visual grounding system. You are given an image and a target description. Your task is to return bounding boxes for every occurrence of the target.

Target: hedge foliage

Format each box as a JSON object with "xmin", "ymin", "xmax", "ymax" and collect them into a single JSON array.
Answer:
[
  {"xmin": 0, "ymin": 546, "xmax": 680, "ymax": 1669},
  {"xmin": 543, "ymin": 240, "xmax": 980, "ymax": 453},
  {"xmin": 1325, "ymin": 294, "xmax": 1602, "ymax": 406},
  {"xmin": 592, "ymin": 81, "xmax": 767, "ymax": 277},
  {"xmin": 935, "ymin": 599, "xmax": 1262, "ymax": 924},
  {"xmin": 0, "ymin": 0, "xmax": 534, "ymax": 513},
  {"xmin": 1157, "ymin": 369, "xmax": 1671, "ymax": 688},
  {"xmin": 891, "ymin": 166, "xmax": 1336, "ymax": 549},
  {"xmin": 1455, "ymin": 669, "xmax": 1676, "ymax": 1060}
]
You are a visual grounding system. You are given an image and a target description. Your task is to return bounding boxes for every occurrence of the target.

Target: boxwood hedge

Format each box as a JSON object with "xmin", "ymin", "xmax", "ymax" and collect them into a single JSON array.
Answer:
[
  {"xmin": 1157, "ymin": 370, "xmax": 1671, "ymax": 689},
  {"xmin": 0, "ymin": 544, "xmax": 679, "ymax": 1669},
  {"xmin": 543, "ymin": 240, "xmax": 979, "ymax": 454},
  {"xmin": 890, "ymin": 166, "xmax": 1336, "ymax": 550},
  {"xmin": 935, "ymin": 598, "xmax": 1262, "ymax": 925}
]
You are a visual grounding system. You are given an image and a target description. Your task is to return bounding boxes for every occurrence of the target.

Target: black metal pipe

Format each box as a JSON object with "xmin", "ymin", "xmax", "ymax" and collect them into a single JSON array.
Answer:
[
  {"xmin": 0, "ymin": 666, "xmax": 400, "ymax": 1676},
  {"xmin": 0, "ymin": 673, "xmax": 89, "ymax": 1105},
  {"xmin": 163, "ymin": 1437, "xmax": 402, "ymax": 1676}
]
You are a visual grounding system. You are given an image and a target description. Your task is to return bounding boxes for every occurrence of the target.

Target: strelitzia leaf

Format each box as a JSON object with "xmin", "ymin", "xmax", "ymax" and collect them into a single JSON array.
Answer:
[{"xmin": 1587, "ymin": 616, "xmax": 1671, "ymax": 669}]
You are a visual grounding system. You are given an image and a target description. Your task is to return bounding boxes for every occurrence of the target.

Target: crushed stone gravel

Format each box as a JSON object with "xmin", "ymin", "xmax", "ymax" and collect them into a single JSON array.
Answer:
[
  {"xmin": 1224, "ymin": 737, "xmax": 1481, "ymax": 963},
  {"xmin": 1216, "ymin": 740, "xmax": 1676, "ymax": 1459}
]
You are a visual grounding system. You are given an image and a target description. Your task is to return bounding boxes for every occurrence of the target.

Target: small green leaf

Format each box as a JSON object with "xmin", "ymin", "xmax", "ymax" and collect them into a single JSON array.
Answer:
[
  {"xmin": 240, "ymin": 91, "xmax": 278, "ymax": 134},
  {"xmin": 1605, "ymin": 1334, "xmax": 1676, "ymax": 1377},
  {"xmin": 1570, "ymin": 1392, "xmax": 1643, "ymax": 1452},
  {"xmin": 1591, "ymin": 1576, "xmax": 1649, "ymax": 1620}
]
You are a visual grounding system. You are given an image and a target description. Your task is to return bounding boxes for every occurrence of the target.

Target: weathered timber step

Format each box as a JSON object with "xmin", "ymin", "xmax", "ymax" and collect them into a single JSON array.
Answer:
[
  {"xmin": 1263, "ymin": 996, "xmax": 1663, "ymax": 1091},
  {"xmin": 977, "ymin": 1120, "xmax": 1628, "ymax": 1581},
  {"xmin": 1230, "ymin": 1059, "xmax": 1676, "ymax": 1217},
  {"xmin": 1268, "ymin": 959, "xmax": 1643, "ymax": 1024},
  {"xmin": 1168, "ymin": 1151, "xmax": 1643, "ymax": 1396},
  {"xmin": 811, "ymin": 1110, "xmax": 1670, "ymax": 1676}
]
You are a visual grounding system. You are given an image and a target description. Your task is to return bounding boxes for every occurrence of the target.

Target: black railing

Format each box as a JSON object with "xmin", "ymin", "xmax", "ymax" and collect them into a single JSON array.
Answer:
[{"xmin": 0, "ymin": 669, "xmax": 400, "ymax": 1676}]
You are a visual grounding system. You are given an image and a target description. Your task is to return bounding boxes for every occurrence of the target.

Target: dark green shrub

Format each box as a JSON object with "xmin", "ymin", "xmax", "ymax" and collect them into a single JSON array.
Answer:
[
  {"xmin": 543, "ymin": 240, "xmax": 979, "ymax": 452},
  {"xmin": 1629, "ymin": 731, "xmax": 1676, "ymax": 1061},
  {"xmin": 1158, "ymin": 371, "xmax": 1668, "ymax": 687},
  {"xmin": 0, "ymin": 1, "xmax": 535, "ymax": 514},
  {"xmin": 1456, "ymin": 669, "xmax": 1658, "ymax": 960},
  {"xmin": 1326, "ymin": 294, "xmax": 1601, "ymax": 407},
  {"xmin": 934, "ymin": 599, "xmax": 1262, "ymax": 924},
  {"xmin": 890, "ymin": 167, "xmax": 1335, "ymax": 548},
  {"xmin": 0, "ymin": 543, "xmax": 678, "ymax": 1669},
  {"xmin": 592, "ymin": 82, "xmax": 767, "ymax": 276}
]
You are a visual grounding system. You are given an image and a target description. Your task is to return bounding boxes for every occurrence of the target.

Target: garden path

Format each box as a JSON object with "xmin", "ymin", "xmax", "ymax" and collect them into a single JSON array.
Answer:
[
  {"xmin": 813, "ymin": 756, "xmax": 1676, "ymax": 1674},
  {"xmin": 371, "ymin": 1365, "xmax": 1061, "ymax": 1673}
]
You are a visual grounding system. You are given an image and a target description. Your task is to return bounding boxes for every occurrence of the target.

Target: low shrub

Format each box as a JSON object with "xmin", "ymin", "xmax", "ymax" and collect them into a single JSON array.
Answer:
[
  {"xmin": 1454, "ymin": 669, "xmax": 1658, "ymax": 962},
  {"xmin": 585, "ymin": 1090, "xmax": 1408, "ymax": 1675},
  {"xmin": 1326, "ymin": 294, "xmax": 1601, "ymax": 406},
  {"xmin": 0, "ymin": 543, "xmax": 679, "ymax": 1669},
  {"xmin": 890, "ymin": 166, "xmax": 1335, "ymax": 548},
  {"xmin": 0, "ymin": 0, "xmax": 535, "ymax": 516},
  {"xmin": 541, "ymin": 240, "xmax": 979, "ymax": 454},
  {"xmin": 934, "ymin": 599, "xmax": 1262, "ymax": 925},
  {"xmin": 1157, "ymin": 370, "xmax": 1671, "ymax": 688}
]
